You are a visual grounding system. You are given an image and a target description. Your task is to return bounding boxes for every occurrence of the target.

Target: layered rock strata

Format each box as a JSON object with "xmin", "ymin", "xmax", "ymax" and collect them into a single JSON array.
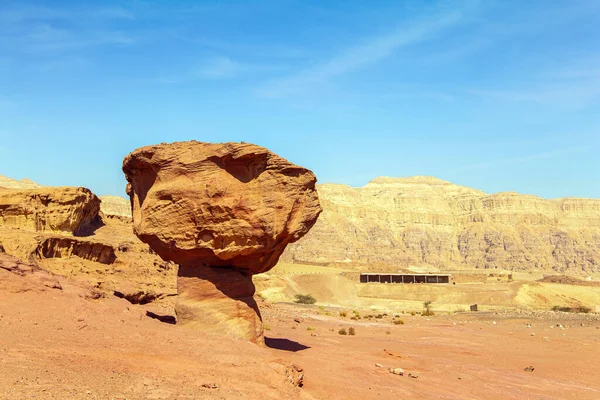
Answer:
[
  {"xmin": 0, "ymin": 187, "xmax": 100, "ymax": 234},
  {"xmin": 281, "ymin": 176, "xmax": 600, "ymax": 274},
  {"xmin": 123, "ymin": 141, "xmax": 321, "ymax": 342}
]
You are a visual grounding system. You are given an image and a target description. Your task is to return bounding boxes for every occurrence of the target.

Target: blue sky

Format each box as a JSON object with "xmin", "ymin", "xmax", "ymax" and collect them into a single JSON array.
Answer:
[{"xmin": 0, "ymin": 0, "xmax": 599, "ymax": 198}]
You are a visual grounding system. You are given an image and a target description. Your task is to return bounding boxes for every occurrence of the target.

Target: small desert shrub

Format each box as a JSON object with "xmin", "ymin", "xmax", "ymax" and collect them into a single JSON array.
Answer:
[
  {"xmin": 552, "ymin": 305, "xmax": 592, "ymax": 313},
  {"xmin": 353, "ymin": 310, "xmax": 360, "ymax": 318},
  {"xmin": 410, "ymin": 311, "xmax": 416, "ymax": 316},
  {"xmin": 375, "ymin": 314, "xmax": 383, "ymax": 319},
  {"xmin": 263, "ymin": 324, "xmax": 271, "ymax": 331},
  {"xmin": 338, "ymin": 328, "xmax": 348, "ymax": 335},
  {"xmin": 256, "ymin": 292, "xmax": 266, "ymax": 300},
  {"xmin": 325, "ymin": 312, "xmax": 331, "ymax": 316},
  {"xmin": 386, "ymin": 330, "xmax": 391, "ymax": 335},
  {"xmin": 339, "ymin": 311, "xmax": 348, "ymax": 318},
  {"xmin": 291, "ymin": 326, "xmax": 296, "ymax": 330},
  {"xmin": 350, "ymin": 316, "xmax": 359, "ymax": 321},
  {"xmin": 393, "ymin": 319, "xmax": 404, "ymax": 325},
  {"xmin": 422, "ymin": 301, "xmax": 434, "ymax": 316},
  {"xmin": 294, "ymin": 294, "xmax": 317, "ymax": 304},
  {"xmin": 348, "ymin": 327, "xmax": 356, "ymax": 335},
  {"xmin": 307, "ymin": 326, "xmax": 314, "ymax": 331}
]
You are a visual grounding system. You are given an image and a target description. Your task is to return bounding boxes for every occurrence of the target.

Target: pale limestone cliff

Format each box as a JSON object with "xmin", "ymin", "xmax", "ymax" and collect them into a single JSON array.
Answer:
[
  {"xmin": 281, "ymin": 176, "xmax": 600, "ymax": 274},
  {"xmin": 0, "ymin": 174, "xmax": 43, "ymax": 190},
  {"xmin": 99, "ymin": 195, "xmax": 132, "ymax": 219}
]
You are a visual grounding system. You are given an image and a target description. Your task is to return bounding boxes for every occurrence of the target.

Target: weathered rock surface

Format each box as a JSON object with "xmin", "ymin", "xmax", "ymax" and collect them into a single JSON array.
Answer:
[
  {"xmin": 123, "ymin": 141, "xmax": 321, "ymax": 342},
  {"xmin": 100, "ymin": 195, "xmax": 132, "ymax": 220},
  {"xmin": 281, "ymin": 176, "xmax": 600, "ymax": 274},
  {"xmin": 0, "ymin": 187, "xmax": 101, "ymax": 235},
  {"xmin": 0, "ymin": 175, "xmax": 174, "ymax": 304}
]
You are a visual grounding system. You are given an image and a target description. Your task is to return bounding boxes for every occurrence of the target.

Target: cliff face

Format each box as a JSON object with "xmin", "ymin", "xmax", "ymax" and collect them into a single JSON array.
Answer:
[
  {"xmin": 0, "ymin": 187, "xmax": 101, "ymax": 235},
  {"xmin": 99, "ymin": 195, "xmax": 132, "ymax": 219},
  {"xmin": 281, "ymin": 177, "xmax": 600, "ymax": 274}
]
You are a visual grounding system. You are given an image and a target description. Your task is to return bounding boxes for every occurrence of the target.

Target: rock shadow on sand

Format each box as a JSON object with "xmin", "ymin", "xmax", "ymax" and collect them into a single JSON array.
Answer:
[{"xmin": 264, "ymin": 337, "xmax": 310, "ymax": 352}]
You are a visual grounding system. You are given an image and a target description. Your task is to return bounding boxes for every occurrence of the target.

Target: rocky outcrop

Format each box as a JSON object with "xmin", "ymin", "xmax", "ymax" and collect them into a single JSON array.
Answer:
[
  {"xmin": 123, "ymin": 141, "xmax": 321, "ymax": 342},
  {"xmin": 36, "ymin": 237, "xmax": 117, "ymax": 265},
  {"xmin": 100, "ymin": 195, "xmax": 132, "ymax": 220},
  {"xmin": 0, "ymin": 174, "xmax": 42, "ymax": 190},
  {"xmin": 0, "ymin": 187, "xmax": 101, "ymax": 235},
  {"xmin": 281, "ymin": 176, "xmax": 600, "ymax": 274}
]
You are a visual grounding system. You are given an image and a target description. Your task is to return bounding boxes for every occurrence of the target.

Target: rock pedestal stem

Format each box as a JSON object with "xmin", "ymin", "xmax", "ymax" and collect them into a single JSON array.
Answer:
[{"xmin": 176, "ymin": 265, "xmax": 263, "ymax": 343}]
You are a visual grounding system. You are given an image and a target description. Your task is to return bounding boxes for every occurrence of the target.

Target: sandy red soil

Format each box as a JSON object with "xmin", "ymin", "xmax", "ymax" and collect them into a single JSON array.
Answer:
[
  {"xmin": 262, "ymin": 304, "xmax": 600, "ymax": 400},
  {"xmin": 2, "ymin": 262, "xmax": 600, "ymax": 400}
]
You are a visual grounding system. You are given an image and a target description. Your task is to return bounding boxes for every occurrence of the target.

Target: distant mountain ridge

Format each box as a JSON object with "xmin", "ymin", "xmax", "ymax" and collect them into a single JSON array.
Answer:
[
  {"xmin": 2, "ymin": 173, "xmax": 599, "ymax": 274},
  {"xmin": 281, "ymin": 176, "xmax": 600, "ymax": 274}
]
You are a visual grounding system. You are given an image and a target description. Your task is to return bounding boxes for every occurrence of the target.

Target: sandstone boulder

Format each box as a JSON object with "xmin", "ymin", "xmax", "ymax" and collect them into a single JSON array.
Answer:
[
  {"xmin": 123, "ymin": 141, "xmax": 321, "ymax": 342},
  {"xmin": 0, "ymin": 187, "xmax": 101, "ymax": 235}
]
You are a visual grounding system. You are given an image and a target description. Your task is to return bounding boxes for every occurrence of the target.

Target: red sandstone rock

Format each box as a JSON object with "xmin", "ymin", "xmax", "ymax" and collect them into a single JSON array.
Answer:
[
  {"xmin": 0, "ymin": 187, "xmax": 100, "ymax": 235},
  {"xmin": 122, "ymin": 141, "xmax": 321, "ymax": 342}
]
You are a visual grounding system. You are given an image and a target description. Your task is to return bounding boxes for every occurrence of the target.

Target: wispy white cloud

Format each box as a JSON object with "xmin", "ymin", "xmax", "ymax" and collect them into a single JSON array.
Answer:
[
  {"xmin": 0, "ymin": 4, "xmax": 137, "ymax": 54},
  {"xmin": 193, "ymin": 56, "xmax": 240, "ymax": 79},
  {"xmin": 0, "ymin": 5, "xmax": 134, "ymax": 24},
  {"xmin": 14, "ymin": 24, "xmax": 136, "ymax": 53},
  {"xmin": 156, "ymin": 56, "xmax": 289, "ymax": 83},
  {"xmin": 453, "ymin": 146, "xmax": 590, "ymax": 172},
  {"xmin": 257, "ymin": 10, "xmax": 466, "ymax": 98},
  {"xmin": 470, "ymin": 77, "xmax": 600, "ymax": 109}
]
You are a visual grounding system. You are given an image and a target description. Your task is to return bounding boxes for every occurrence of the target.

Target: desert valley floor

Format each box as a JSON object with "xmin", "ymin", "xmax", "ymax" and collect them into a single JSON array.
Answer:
[{"xmin": 2, "ymin": 261, "xmax": 599, "ymax": 400}]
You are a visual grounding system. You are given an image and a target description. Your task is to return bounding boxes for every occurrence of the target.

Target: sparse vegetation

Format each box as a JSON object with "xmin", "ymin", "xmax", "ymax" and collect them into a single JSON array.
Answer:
[
  {"xmin": 263, "ymin": 324, "xmax": 271, "ymax": 331},
  {"xmin": 393, "ymin": 319, "xmax": 404, "ymax": 325},
  {"xmin": 410, "ymin": 311, "xmax": 416, "ymax": 316},
  {"xmin": 353, "ymin": 310, "xmax": 360, "ymax": 318},
  {"xmin": 294, "ymin": 294, "xmax": 317, "ymax": 305},
  {"xmin": 422, "ymin": 301, "xmax": 435, "ymax": 316},
  {"xmin": 338, "ymin": 328, "xmax": 348, "ymax": 335},
  {"xmin": 386, "ymin": 330, "xmax": 391, "ymax": 335},
  {"xmin": 551, "ymin": 305, "xmax": 592, "ymax": 313},
  {"xmin": 348, "ymin": 327, "xmax": 356, "ymax": 335},
  {"xmin": 339, "ymin": 311, "xmax": 347, "ymax": 318},
  {"xmin": 307, "ymin": 326, "xmax": 315, "ymax": 331}
]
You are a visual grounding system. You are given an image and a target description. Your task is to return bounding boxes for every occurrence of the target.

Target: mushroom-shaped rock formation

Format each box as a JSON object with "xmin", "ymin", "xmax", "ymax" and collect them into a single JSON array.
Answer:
[{"xmin": 122, "ymin": 141, "xmax": 321, "ymax": 342}]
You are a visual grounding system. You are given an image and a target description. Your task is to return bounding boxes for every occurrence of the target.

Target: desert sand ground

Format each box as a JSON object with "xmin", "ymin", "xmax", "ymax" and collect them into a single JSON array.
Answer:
[{"xmin": 2, "ymin": 260, "xmax": 599, "ymax": 400}]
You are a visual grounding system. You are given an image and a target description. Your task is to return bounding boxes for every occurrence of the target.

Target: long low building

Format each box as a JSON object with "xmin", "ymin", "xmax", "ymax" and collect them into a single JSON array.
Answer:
[{"xmin": 359, "ymin": 273, "xmax": 451, "ymax": 284}]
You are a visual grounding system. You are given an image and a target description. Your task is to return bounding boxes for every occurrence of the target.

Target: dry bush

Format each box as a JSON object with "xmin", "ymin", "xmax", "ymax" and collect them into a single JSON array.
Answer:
[{"xmin": 294, "ymin": 294, "xmax": 316, "ymax": 304}]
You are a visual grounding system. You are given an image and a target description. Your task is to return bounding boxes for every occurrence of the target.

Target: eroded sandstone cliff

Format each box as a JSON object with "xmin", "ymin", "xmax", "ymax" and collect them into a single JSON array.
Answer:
[
  {"xmin": 0, "ymin": 187, "xmax": 101, "ymax": 234},
  {"xmin": 281, "ymin": 176, "xmax": 600, "ymax": 274}
]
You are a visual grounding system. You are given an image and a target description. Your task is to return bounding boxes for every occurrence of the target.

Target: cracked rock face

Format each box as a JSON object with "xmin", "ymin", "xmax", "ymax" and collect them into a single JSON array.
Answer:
[
  {"xmin": 123, "ymin": 141, "xmax": 321, "ymax": 342},
  {"xmin": 0, "ymin": 187, "xmax": 100, "ymax": 235}
]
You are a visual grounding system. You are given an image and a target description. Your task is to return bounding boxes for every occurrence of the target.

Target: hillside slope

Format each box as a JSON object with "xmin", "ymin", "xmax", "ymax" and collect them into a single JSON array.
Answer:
[{"xmin": 281, "ymin": 176, "xmax": 600, "ymax": 274}]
